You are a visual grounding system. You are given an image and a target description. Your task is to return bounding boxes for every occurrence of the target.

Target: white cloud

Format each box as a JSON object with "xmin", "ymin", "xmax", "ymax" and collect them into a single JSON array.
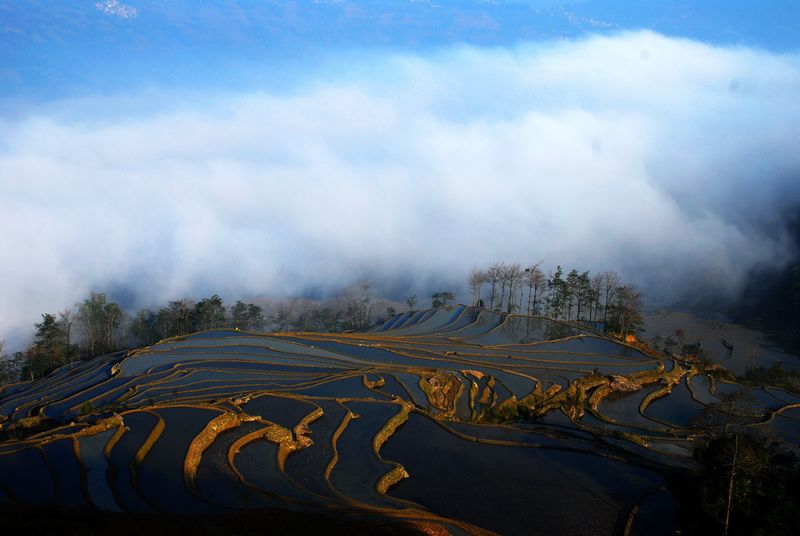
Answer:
[
  {"xmin": 1, "ymin": 31, "xmax": 799, "ymax": 345},
  {"xmin": 95, "ymin": 1, "xmax": 138, "ymax": 19}
]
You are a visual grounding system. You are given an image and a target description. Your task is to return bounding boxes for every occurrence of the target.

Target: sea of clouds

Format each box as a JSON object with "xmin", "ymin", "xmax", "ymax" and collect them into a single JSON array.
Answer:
[{"xmin": 1, "ymin": 30, "xmax": 799, "ymax": 346}]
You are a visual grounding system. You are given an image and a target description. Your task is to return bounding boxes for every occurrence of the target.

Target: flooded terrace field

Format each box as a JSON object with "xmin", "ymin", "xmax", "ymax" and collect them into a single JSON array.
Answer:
[{"xmin": 1, "ymin": 305, "xmax": 797, "ymax": 534}]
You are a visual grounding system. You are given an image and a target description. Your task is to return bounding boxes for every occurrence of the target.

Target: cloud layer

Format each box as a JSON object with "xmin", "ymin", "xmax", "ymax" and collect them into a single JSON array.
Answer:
[{"xmin": 1, "ymin": 31, "xmax": 799, "ymax": 344}]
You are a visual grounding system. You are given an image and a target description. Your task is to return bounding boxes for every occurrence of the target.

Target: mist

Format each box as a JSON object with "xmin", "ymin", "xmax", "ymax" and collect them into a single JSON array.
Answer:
[{"xmin": 1, "ymin": 30, "xmax": 799, "ymax": 346}]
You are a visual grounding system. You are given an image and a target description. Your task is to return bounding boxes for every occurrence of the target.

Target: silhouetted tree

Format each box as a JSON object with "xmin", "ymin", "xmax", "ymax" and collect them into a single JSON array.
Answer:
[
  {"xmin": 606, "ymin": 284, "xmax": 642, "ymax": 338},
  {"xmin": 192, "ymin": 295, "xmax": 226, "ymax": 331},
  {"xmin": 486, "ymin": 263, "xmax": 503, "ymax": 309},
  {"xmin": 231, "ymin": 301, "xmax": 265, "ymax": 331},
  {"xmin": 431, "ymin": 291, "xmax": 454, "ymax": 308},
  {"xmin": 467, "ymin": 269, "xmax": 487, "ymax": 306},
  {"xmin": 524, "ymin": 262, "xmax": 545, "ymax": 315},
  {"xmin": 131, "ymin": 309, "xmax": 159, "ymax": 345},
  {"xmin": 0, "ymin": 341, "xmax": 11, "ymax": 385},
  {"xmin": 158, "ymin": 299, "xmax": 193, "ymax": 338},
  {"xmin": 59, "ymin": 309, "xmax": 76, "ymax": 347},
  {"xmin": 78, "ymin": 292, "xmax": 125, "ymax": 356},
  {"xmin": 600, "ymin": 271, "xmax": 621, "ymax": 326},
  {"xmin": 589, "ymin": 273, "xmax": 603, "ymax": 321},
  {"xmin": 503, "ymin": 263, "xmax": 523, "ymax": 313},
  {"xmin": 694, "ymin": 429, "xmax": 800, "ymax": 536}
]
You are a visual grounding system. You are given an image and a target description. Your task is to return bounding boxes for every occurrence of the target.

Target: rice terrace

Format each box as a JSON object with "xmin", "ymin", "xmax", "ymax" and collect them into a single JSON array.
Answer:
[
  {"xmin": 3, "ymin": 1, "xmax": 800, "ymax": 535},
  {"xmin": 2, "ymin": 302, "xmax": 798, "ymax": 535}
]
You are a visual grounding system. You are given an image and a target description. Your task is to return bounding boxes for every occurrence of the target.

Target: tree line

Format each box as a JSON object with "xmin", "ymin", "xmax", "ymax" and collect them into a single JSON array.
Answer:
[
  {"xmin": 467, "ymin": 262, "xmax": 642, "ymax": 338},
  {"xmin": 0, "ymin": 282, "xmax": 416, "ymax": 385},
  {"xmin": 0, "ymin": 292, "xmax": 266, "ymax": 383},
  {"xmin": 0, "ymin": 266, "xmax": 644, "ymax": 384}
]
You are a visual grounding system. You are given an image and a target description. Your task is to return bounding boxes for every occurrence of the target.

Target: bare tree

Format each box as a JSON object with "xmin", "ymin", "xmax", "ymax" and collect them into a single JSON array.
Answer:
[
  {"xmin": 615, "ymin": 284, "xmax": 642, "ymax": 339},
  {"xmin": 486, "ymin": 263, "xmax": 503, "ymax": 310},
  {"xmin": 525, "ymin": 262, "xmax": 545, "ymax": 316},
  {"xmin": 341, "ymin": 283, "xmax": 372, "ymax": 329},
  {"xmin": 467, "ymin": 269, "xmax": 487, "ymax": 307},
  {"xmin": 589, "ymin": 273, "xmax": 603, "ymax": 322},
  {"xmin": 79, "ymin": 292, "xmax": 125, "ymax": 357},
  {"xmin": 360, "ymin": 282, "xmax": 373, "ymax": 328},
  {"xmin": 58, "ymin": 308, "xmax": 76, "ymax": 347},
  {"xmin": 0, "ymin": 340, "xmax": 11, "ymax": 385},
  {"xmin": 503, "ymin": 263, "xmax": 523, "ymax": 313},
  {"xmin": 600, "ymin": 271, "xmax": 621, "ymax": 326}
]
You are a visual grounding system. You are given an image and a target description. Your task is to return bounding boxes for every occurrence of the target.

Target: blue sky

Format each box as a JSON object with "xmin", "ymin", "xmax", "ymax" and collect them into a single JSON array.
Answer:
[
  {"xmin": 1, "ymin": 1, "xmax": 799, "ymax": 347},
  {"xmin": 2, "ymin": 1, "xmax": 799, "ymax": 103}
]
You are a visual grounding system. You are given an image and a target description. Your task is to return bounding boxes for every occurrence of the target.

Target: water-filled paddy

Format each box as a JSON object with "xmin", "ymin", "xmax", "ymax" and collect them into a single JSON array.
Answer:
[
  {"xmin": 194, "ymin": 421, "xmax": 273, "ymax": 510},
  {"xmin": 282, "ymin": 400, "xmax": 348, "ymax": 499},
  {"xmin": 644, "ymin": 379, "xmax": 708, "ymax": 428},
  {"xmin": 2, "ymin": 305, "xmax": 793, "ymax": 534},
  {"xmin": 0, "ymin": 446, "xmax": 55, "ymax": 504},
  {"xmin": 41, "ymin": 438, "xmax": 89, "ymax": 509},
  {"xmin": 329, "ymin": 401, "xmax": 404, "ymax": 508},
  {"xmin": 136, "ymin": 406, "xmax": 223, "ymax": 514},
  {"xmin": 600, "ymin": 384, "xmax": 671, "ymax": 432},
  {"xmin": 383, "ymin": 412, "xmax": 666, "ymax": 536},
  {"xmin": 79, "ymin": 428, "xmax": 122, "ymax": 511},
  {"xmin": 386, "ymin": 306, "xmax": 466, "ymax": 335},
  {"xmin": 106, "ymin": 411, "xmax": 161, "ymax": 512},
  {"xmin": 242, "ymin": 395, "xmax": 318, "ymax": 429},
  {"xmin": 233, "ymin": 439, "xmax": 311, "ymax": 503}
]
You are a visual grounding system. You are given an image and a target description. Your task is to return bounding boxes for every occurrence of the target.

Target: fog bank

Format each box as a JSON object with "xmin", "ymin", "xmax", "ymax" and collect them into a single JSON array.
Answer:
[{"xmin": 1, "ymin": 31, "xmax": 799, "ymax": 346}]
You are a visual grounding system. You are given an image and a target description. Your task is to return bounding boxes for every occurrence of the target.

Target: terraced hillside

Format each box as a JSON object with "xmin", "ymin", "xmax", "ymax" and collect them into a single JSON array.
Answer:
[{"xmin": 1, "ymin": 306, "xmax": 798, "ymax": 535}]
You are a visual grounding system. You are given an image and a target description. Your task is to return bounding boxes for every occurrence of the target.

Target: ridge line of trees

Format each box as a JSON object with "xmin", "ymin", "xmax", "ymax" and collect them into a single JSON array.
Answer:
[
  {"xmin": 468, "ymin": 262, "xmax": 642, "ymax": 337},
  {"xmin": 0, "ymin": 292, "xmax": 266, "ymax": 383}
]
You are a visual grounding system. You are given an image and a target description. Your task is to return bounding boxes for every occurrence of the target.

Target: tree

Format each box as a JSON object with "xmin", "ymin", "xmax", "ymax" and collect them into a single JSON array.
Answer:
[
  {"xmin": 231, "ymin": 301, "xmax": 265, "ymax": 331},
  {"xmin": 524, "ymin": 262, "xmax": 545, "ymax": 316},
  {"xmin": 406, "ymin": 294, "xmax": 417, "ymax": 312},
  {"xmin": 0, "ymin": 341, "xmax": 11, "ymax": 385},
  {"xmin": 78, "ymin": 292, "xmax": 105, "ymax": 357},
  {"xmin": 309, "ymin": 307, "xmax": 342, "ymax": 332},
  {"xmin": 102, "ymin": 302, "xmax": 124, "ymax": 353},
  {"xmin": 502, "ymin": 263, "xmax": 523, "ymax": 313},
  {"xmin": 359, "ymin": 282, "xmax": 372, "ymax": 329},
  {"xmin": 158, "ymin": 299, "xmax": 193, "ymax": 338},
  {"xmin": 694, "ymin": 430, "xmax": 798, "ymax": 536},
  {"xmin": 600, "ymin": 271, "xmax": 621, "ymax": 326},
  {"xmin": 246, "ymin": 303, "xmax": 265, "ymax": 331},
  {"xmin": 575, "ymin": 271, "xmax": 591, "ymax": 321},
  {"xmin": 547, "ymin": 266, "xmax": 567, "ymax": 319},
  {"xmin": 230, "ymin": 301, "xmax": 248, "ymax": 330},
  {"xmin": 589, "ymin": 273, "xmax": 603, "ymax": 321},
  {"xmin": 495, "ymin": 263, "xmax": 510, "ymax": 311},
  {"xmin": 9, "ymin": 352, "xmax": 27, "ymax": 382},
  {"xmin": 270, "ymin": 305, "xmax": 293, "ymax": 332},
  {"xmin": 131, "ymin": 309, "xmax": 159, "ymax": 345},
  {"xmin": 565, "ymin": 269, "xmax": 580, "ymax": 320},
  {"xmin": 340, "ymin": 282, "xmax": 373, "ymax": 329},
  {"xmin": 33, "ymin": 313, "xmax": 65, "ymax": 368},
  {"xmin": 78, "ymin": 292, "xmax": 124, "ymax": 357},
  {"xmin": 467, "ymin": 269, "xmax": 487, "ymax": 307},
  {"xmin": 59, "ymin": 309, "xmax": 76, "ymax": 347},
  {"xmin": 486, "ymin": 263, "xmax": 503, "ymax": 310},
  {"xmin": 192, "ymin": 295, "xmax": 226, "ymax": 331},
  {"xmin": 431, "ymin": 291, "xmax": 455, "ymax": 308},
  {"xmin": 614, "ymin": 284, "xmax": 643, "ymax": 339}
]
